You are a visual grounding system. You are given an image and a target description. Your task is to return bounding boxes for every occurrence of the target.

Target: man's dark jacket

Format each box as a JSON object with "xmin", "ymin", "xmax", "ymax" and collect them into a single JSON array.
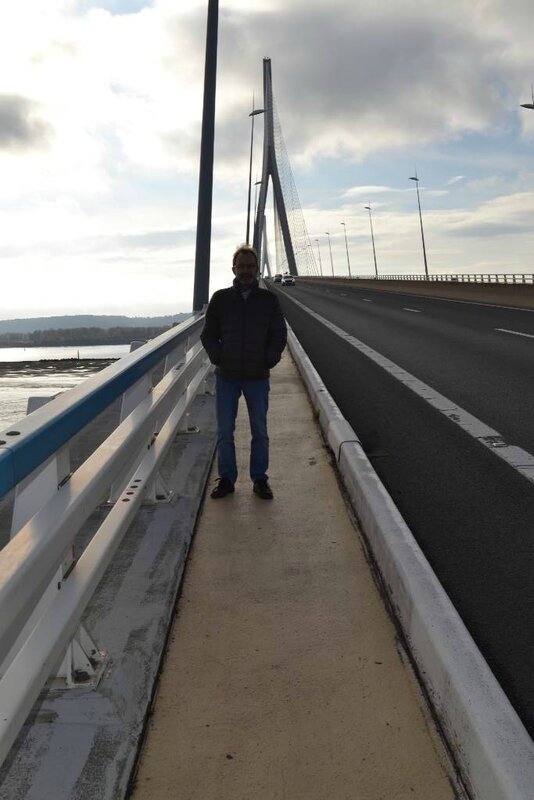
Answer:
[{"xmin": 201, "ymin": 279, "xmax": 287, "ymax": 380}]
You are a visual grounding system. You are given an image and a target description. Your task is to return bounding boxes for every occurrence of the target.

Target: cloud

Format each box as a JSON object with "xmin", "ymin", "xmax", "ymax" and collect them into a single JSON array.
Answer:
[
  {"xmin": 1, "ymin": 0, "xmax": 534, "ymax": 316},
  {"xmin": 0, "ymin": 225, "xmax": 196, "ymax": 259},
  {"xmin": 449, "ymin": 222, "xmax": 531, "ymax": 237},
  {"xmin": 0, "ymin": 94, "xmax": 52, "ymax": 151},
  {"xmin": 207, "ymin": 0, "xmax": 534, "ymax": 168},
  {"xmin": 444, "ymin": 191, "xmax": 534, "ymax": 238},
  {"xmin": 74, "ymin": 1, "xmax": 154, "ymax": 15},
  {"xmin": 466, "ymin": 175, "xmax": 503, "ymax": 191},
  {"xmin": 344, "ymin": 185, "xmax": 407, "ymax": 197}
]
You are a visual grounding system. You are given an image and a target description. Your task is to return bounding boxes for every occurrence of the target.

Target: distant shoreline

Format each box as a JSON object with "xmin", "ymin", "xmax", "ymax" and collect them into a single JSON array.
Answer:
[
  {"xmin": 0, "ymin": 358, "xmax": 117, "ymax": 370},
  {"xmin": 0, "ymin": 340, "xmax": 153, "ymax": 348}
]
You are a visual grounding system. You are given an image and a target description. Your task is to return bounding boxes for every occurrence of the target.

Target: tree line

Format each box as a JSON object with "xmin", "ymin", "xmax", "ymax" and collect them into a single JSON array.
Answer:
[{"xmin": 0, "ymin": 326, "xmax": 170, "ymax": 347}]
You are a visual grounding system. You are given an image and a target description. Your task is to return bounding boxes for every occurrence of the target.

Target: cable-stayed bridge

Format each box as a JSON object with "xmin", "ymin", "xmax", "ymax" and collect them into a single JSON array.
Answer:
[
  {"xmin": 2, "ymin": 54, "xmax": 534, "ymax": 800},
  {"xmin": 253, "ymin": 59, "xmax": 319, "ymax": 279}
]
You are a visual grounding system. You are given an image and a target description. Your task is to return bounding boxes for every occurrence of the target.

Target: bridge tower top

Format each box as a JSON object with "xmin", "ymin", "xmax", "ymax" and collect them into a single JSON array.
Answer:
[{"xmin": 253, "ymin": 58, "xmax": 298, "ymax": 277}]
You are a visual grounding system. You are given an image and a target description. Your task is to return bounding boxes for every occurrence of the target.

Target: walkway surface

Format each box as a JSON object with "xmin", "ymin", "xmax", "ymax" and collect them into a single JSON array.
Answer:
[{"xmin": 130, "ymin": 350, "xmax": 458, "ymax": 800}]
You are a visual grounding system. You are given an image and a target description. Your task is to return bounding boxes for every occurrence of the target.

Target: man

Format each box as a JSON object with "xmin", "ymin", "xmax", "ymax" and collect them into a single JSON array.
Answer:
[{"xmin": 200, "ymin": 244, "xmax": 287, "ymax": 500}]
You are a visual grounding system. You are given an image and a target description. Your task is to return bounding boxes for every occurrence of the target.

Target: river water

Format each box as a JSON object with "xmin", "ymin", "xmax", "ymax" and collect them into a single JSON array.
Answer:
[{"xmin": 0, "ymin": 345, "xmax": 130, "ymax": 429}]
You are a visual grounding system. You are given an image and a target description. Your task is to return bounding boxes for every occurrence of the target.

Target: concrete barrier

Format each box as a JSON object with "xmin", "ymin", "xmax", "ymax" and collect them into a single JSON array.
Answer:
[{"xmin": 298, "ymin": 276, "xmax": 534, "ymax": 309}]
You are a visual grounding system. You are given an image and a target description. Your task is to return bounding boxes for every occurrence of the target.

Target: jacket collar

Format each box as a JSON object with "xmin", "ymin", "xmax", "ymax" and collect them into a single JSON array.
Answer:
[{"xmin": 232, "ymin": 277, "xmax": 259, "ymax": 294}]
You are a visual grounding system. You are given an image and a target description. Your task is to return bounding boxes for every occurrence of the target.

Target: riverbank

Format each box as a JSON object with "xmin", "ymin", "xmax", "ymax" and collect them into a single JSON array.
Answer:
[
  {"xmin": 0, "ymin": 358, "xmax": 119, "ymax": 430},
  {"xmin": 0, "ymin": 344, "xmax": 130, "ymax": 364},
  {"xmin": 0, "ymin": 358, "xmax": 117, "ymax": 370}
]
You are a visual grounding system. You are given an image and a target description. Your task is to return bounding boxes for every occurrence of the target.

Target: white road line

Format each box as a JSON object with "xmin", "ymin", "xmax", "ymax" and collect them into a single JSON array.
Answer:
[
  {"xmin": 496, "ymin": 328, "xmax": 534, "ymax": 340},
  {"xmin": 285, "ymin": 292, "xmax": 534, "ymax": 484},
  {"xmin": 357, "ymin": 290, "xmax": 534, "ymax": 314},
  {"xmin": 303, "ymin": 278, "xmax": 534, "ymax": 314},
  {"xmin": 362, "ymin": 299, "xmax": 372, "ymax": 302},
  {"xmin": 403, "ymin": 308, "xmax": 422, "ymax": 313}
]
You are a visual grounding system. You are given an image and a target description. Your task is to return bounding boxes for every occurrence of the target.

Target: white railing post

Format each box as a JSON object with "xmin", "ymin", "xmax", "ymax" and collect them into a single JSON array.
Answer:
[
  {"xmin": 5, "ymin": 395, "xmax": 104, "ymax": 688},
  {"xmin": 142, "ymin": 337, "xmax": 191, "ymax": 505},
  {"xmin": 11, "ymin": 396, "xmax": 71, "ymax": 537},
  {"xmin": 163, "ymin": 337, "xmax": 188, "ymax": 376},
  {"xmin": 144, "ymin": 336, "xmax": 192, "ymax": 504},
  {"xmin": 109, "ymin": 340, "xmax": 154, "ymax": 504}
]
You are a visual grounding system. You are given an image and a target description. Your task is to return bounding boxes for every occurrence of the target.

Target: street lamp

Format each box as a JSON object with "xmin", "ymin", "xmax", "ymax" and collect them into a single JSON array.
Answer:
[
  {"xmin": 364, "ymin": 204, "xmax": 378, "ymax": 278},
  {"xmin": 340, "ymin": 222, "xmax": 352, "ymax": 277},
  {"xmin": 409, "ymin": 171, "xmax": 429, "ymax": 278},
  {"xmin": 325, "ymin": 232, "xmax": 334, "ymax": 276},
  {"xmin": 314, "ymin": 238, "xmax": 323, "ymax": 276},
  {"xmin": 520, "ymin": 84, "xmax": 534, "ymax": 110},
  {"xmin": 246, "ymin": 98, "xmax": 264, "ymax": 244},
  {"xmin": 253, "ymin": 179, "xmax": 262, "ymax": 220}
]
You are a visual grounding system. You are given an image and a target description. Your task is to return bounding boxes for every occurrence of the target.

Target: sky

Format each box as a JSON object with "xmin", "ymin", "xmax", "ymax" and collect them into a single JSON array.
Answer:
[{"xmin": 2, "ymin": 0, "xmax": 534, "ymax": 319}]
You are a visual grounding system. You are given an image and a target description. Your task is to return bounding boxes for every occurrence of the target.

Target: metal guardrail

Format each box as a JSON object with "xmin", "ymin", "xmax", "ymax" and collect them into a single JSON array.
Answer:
[
  {"xmin": 304, "ymin": 273, "xmax": 534, "ymax": 284},
  {"xmin": 0, "ymin": 312, "xmax": 212, "ymax": 766}
]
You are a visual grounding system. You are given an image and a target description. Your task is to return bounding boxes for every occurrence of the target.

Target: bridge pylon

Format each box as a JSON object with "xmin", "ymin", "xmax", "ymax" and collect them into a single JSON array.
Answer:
[{"xmin": 253, "ymin": 58, "xmax": 298, "ymax": 277}]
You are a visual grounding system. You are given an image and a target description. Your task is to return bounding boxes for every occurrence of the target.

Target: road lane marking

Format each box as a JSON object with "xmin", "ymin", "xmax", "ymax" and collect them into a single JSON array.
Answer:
[
  {"xmin": 362, "ymin": 299, "xmax": 372, "ymax": 302},
  {"xmin": 403, "ymin": 308, "xmax": 422, "ymax": 313},
  {"xmin": 496, "ymin": 328, "xmax": 534, "ymax": 339},
  {"xmin": 285, "ymin": 293, "xmax": 534, "ymax": 484},
  {"xmin": 308, "ymin": 283, "xmax": 534, "ymax": 314}
]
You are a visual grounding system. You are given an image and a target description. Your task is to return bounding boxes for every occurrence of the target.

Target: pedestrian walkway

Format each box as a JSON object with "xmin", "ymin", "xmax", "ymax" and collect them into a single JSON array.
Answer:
[{"xmin": 130, "ymin": 350, "xmax": 457, "ymax": 800}]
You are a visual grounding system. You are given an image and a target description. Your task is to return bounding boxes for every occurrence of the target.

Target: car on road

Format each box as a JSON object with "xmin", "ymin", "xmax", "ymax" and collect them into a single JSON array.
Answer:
[
  {"xmin": 281, "ymin": 274, "xmax": 295, "ymax": 286},
  {"xmin": 273, "ymin": 273, "xmax": 283, "ymax": 283}
]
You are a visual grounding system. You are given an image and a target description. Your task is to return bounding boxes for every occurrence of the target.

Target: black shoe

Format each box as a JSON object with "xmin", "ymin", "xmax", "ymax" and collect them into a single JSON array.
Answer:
[
  {"xmin": 210, "ymin": 478, "xmax": 235, "ymax": 499},
  {"xmin": 253, "ymin": 479, "xmax": 273, "ymax": 500}
]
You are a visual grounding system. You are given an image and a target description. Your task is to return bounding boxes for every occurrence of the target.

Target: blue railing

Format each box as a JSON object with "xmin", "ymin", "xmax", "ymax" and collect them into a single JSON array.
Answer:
[
  {"xmin": 0, "ymin": 313, "xmax": 205, "ymax": 500},
  {"xmin": 0, "ymin": 309, "xmax": 213, "ymax": 766}
]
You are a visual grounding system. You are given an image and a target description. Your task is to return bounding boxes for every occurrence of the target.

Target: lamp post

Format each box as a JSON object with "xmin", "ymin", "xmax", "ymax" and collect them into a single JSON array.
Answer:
[
  {"xmin": 314, "ymin": 238, "xmax": 323, "ymax": 276},
  {"xmin": 364, "ymin": 204, "xmax": 378, "ymax": 278},
  {"xmin": 325, "ymin": 232, "xmax": 334, "ymax": 276},
  {"xmin": 409, "ymin": 171, "xmax": 429, "ymax": 278},
  {"xmin": 520, "ymin": 84, "xmax": 534, "ymax": 111},
  {"xmin": 193, "ymin": 0, "xmax": 219, "ymax": 312},
  {"xmin": 340, "ymin": 221, "xmax": 352, "ymax": 277},
  {"xmin": 246, "ymin": 98, "xmax": 264, "ymax": 244},
  {"xmin": 253, "ymin": 179, "xmax": 262, "ymax": 220}
]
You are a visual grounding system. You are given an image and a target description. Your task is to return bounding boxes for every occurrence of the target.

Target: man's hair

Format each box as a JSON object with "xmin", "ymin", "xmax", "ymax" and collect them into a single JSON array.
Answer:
[{"xmin": 232, "ymin": 244, "xmax": 259, "ymax": 267}]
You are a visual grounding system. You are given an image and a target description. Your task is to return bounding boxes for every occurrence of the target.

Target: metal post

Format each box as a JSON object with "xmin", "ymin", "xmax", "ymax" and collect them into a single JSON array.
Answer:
[
  {"xmin": 314, "ymin": 238, "xmax": 323, "ymax": 276},
  {"xmin": 520, "ymin": 83, "xmax": 534, "ymax": 112},
  {"xmin": 253, "ymin": 61, "xmax": 270, "ymax": 255},
  {"xmin": 409, "ymin": 173, "xmax": 429, "ymax": 279},
  {"xmin": 254, "ymin": 179, "xmax": 262, "ymax": 221},
  {"xmin": 340, "ymin": 221, "xmax": 352, "ymax": 277},
  {"xmin": 193, "ymin": 0, "xmax": 219, "ymax": 312},
  {"xmin": 364, "ymin": 204, "xmax": 378, "ymax": 278},
  {"xmin": 325, "ymin": 232, "xmax": 334, "ymax": 276},
  {"xmin": 246, "ymin": 99, "xmax": 264, "ymax": 244}
]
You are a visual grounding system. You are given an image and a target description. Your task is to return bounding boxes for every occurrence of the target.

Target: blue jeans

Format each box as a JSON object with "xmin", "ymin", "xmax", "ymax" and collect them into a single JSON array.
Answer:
[{"xmin": 215, "ymin": 374, "xmax": 270, "ymax": 484}]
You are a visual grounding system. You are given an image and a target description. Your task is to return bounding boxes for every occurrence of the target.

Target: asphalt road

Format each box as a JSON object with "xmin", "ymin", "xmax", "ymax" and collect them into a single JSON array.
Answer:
[{"xmin": 273, "ymin": 280, "xmax": 534, "ymax": 740}]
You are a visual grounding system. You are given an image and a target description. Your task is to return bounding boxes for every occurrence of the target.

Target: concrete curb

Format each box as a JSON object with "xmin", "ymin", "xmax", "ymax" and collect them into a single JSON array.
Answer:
[{"xmin": 287, "ymin": 326, "xmax": 534, "ymax": 800}]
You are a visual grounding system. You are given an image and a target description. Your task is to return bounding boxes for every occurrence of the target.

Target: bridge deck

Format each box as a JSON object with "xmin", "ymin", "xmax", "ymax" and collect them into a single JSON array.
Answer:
[{"xmin": 130, "ymin": 351, "xmax": 456, "ymax": 799}]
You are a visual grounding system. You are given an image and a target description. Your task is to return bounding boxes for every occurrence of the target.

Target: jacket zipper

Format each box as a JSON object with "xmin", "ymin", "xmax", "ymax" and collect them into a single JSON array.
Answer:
[{"xmin": 241, "ymin": 293, "xmax": 247, "ymax": 379}]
